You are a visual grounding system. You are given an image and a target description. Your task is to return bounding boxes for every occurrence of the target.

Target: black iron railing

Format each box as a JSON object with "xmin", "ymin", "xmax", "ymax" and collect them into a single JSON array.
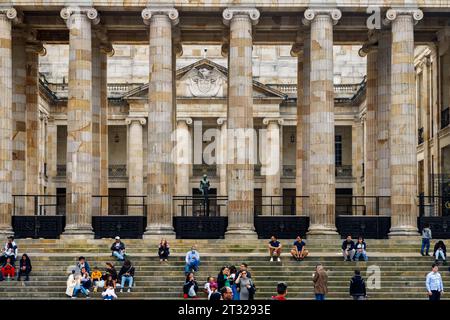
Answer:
[
  {"xmin": 335, "ymin": 195, "xmax": 391, "ymax": 216},
  {"xmin": 254, "ymin": 195, "xmax": 309, "ymax": 216},
  {"xmin": 418, "ymin": 127, "xmax": 424, "ymax": 145},
  {"xmin": 442, "ymin": 108, "xmax": 449, "ymax": 129},
  {"xmin": 173, "ymin": 195, "xmax": 227, "ymax": 217}
]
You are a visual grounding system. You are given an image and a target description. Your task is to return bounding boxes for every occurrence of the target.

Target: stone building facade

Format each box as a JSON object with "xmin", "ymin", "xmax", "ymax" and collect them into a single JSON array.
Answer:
[{"xmin": 0, "ymin": 1, "xmax": 449, "ymax": 239}]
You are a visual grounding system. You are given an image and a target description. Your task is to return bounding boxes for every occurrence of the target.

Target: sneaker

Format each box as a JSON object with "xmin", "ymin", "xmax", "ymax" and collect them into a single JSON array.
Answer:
[
  {"xmin": 127, "ymin": 288, "xmax": 131, "ymax": 293},
  {"xmin": 277, "ymin": 257, "xmax": 281, "ymax": 262},
  {"xmin": 86, "ymin": 296, "xmax": 90, "ymax": 299},
  {"xmin": 71, "ymin": 297, "xmax": 77, "ymax": 299},
  {"xmin": 120, "ymin": 289, "xmax": 123, "ymax": 293},
  {"xmin": 270, "ymin": 257, "xmax": 273, "ymax": 262}
]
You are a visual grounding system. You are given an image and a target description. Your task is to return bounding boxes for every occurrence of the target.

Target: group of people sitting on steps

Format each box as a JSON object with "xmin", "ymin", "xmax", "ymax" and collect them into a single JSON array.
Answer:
[
  {"xmin": 65, "ymin": 236, "xmax": 135, "ymax": 300},
  {"xmin": 0, "ymin": 236, "xmax": 32, "ymax": 281}
]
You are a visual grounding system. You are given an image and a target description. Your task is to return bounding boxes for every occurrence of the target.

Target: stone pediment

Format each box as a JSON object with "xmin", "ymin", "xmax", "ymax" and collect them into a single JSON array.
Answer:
[{"xmin": 122, "ymin": 58, "xmax": 286, "ymax": 101}]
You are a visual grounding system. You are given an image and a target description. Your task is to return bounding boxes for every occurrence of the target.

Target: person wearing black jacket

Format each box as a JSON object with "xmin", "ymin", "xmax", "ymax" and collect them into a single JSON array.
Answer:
[
  {"xmin": 342, "ymin": 235, "xmax": 356, "ymax": 261},
  {"xmin": 183, "ymin": 272, "xmax": 199, "ymax": 298},
  {"xmin": 111, "ymin": 236, "xmax": 126, "ymax": 261},
  {"xmin": 349, "ymin": 270, "xmax": 367, "ymax": 300},
  {"xmin": 118, "ymin": 260, "xmax": 135, "ymax": 293},
  {"xmin": 17, "ymin": 254, "xmax": 31, "ymax": 281},
  {"xmin": 434, "ymin": 240, "xmax": 447, "ymax": 265},
  {"xmin": 103, "ymin": 262, "xmax": 118, "ymax": 282}
]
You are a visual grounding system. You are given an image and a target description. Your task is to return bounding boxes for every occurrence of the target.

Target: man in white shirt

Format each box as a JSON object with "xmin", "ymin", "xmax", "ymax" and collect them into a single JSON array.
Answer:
[{"xmin": 426, "ymin": 263, "xmax": 444, "ymax": 301}]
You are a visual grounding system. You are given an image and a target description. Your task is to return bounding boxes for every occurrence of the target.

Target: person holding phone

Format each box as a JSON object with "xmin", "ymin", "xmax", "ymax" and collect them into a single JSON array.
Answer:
[{"xmin": 235, "ymin": 270, "xmax": 255, "ymax": 300}]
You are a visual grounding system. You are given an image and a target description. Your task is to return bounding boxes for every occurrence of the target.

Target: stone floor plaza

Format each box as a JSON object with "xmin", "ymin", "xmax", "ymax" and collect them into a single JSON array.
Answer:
[{"xmin": 0, "ymin": 0, "xmax": 448, "ymax": 300}]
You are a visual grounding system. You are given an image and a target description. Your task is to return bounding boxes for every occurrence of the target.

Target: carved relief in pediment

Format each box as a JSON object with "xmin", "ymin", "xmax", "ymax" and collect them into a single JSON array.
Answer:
[{"xmin": 186, "ymin": 66, "xmax": 224, "ymax": 97}]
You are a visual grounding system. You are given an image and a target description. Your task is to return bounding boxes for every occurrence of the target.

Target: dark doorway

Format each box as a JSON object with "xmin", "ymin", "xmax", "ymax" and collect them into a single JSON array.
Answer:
[
  {"xmin": 108, "ymin": 188, "xmax": 127, "ymax": 215},
  {"xmin": 56, "ymin": 188, "xmax": 66, "ymax": 216},
  {"xmin": 282, "ymin": 189, "xmax": 296, "ymax": 215},
  {"xmin": 336, "ymin": 188, "xmax": 353, "ymax": 216},
  {"xmin": 192, "ymin": 188, "xmax": 217, "ymax": 216}
]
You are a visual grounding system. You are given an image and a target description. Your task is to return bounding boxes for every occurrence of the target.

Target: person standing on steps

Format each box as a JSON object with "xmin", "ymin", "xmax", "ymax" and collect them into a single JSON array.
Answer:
[
  {"xmin": 237, "ymin": 263, "xmax": 252, "ymax": 279},
  {"xmin": 290, "ymin": 236, "xmax": 309, "ymax": 261},
  {"xmin": 111, "ymin": 236, "xmax": 126, "ymax": 261},
  {"xmin": 199, "ymin": 174, "xmax": 210, "ymax": 216},
  {"xmin": 433, "ymin": 240, "xmax": 447, "ymax": 265},
  {"xmin": 268, "ymin": 236, "xmax": 282, "ymax": 262},
  {"xmin": 313, "ymin": 264, "xmax": 328, "ymax": 300},
  {"xmin": 426, "ymin": 263, "xmax": 444, "ymax": 301},
  {"xmin": 349, "ymin": 270, "xmax": 367, "ymax": 300},
  {"xmin": 235, "ymin": 269, "xmax": 255, "ymax": 300},
  {"xmin": 184, "ymin": 245, "xmax": 200, "ymax": 275},
  {"xmin": 421, "ymin": 224, "xmax": 432, "ymax": 256},
  {"xmin": 271, "ymin": 282, "xmax": 288, "ymax": 300},
  {"xmin": 342, "ymin": 235, "xmax": 356, "ymax": 261}
]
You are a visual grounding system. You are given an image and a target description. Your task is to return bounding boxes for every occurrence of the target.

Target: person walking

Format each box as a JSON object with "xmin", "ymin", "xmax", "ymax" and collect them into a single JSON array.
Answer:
[
  {"xmin": 312, "ymin": 264, "xmax": 328, "ymax": 300},
  {"xmin": 426, "ymin": 263, "xmax": 444, "ymax": 301}
]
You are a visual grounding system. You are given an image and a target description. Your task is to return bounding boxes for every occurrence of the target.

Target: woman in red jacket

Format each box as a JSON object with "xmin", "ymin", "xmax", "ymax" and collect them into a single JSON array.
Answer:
[{"xmin": 1, "ymin": 257, "xmax": 15, "ymax": 279}]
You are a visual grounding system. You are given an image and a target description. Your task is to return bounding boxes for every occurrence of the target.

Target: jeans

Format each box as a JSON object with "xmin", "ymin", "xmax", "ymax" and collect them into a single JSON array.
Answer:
[
  {"xmin": 73, "ymin": 285, "xmax": 89, "ymax": 297},
  {"xmin": 121, "ymin": 276, "xmax": 133, "ymax": 288},
  {"xmin": 435, "ymin": 249, "xmax": 446, "ymax": 261},
  {"xmin": 355, "ymin": 251, "xmax": 368, "ymax": 261},
  {"xmin": 421, "ymin": 239, "xmax": 430, "ymax": 255},
  {"xmin": 112, "ymin": 251, "xmax": 124, "ymax": 261},
  {"xmin": 429, "ymin": 290, "xmax": 441, "ymax": 301},
  {"xmin": 315, "ymin": 294, "xmax": 325, "ymax": 301},
  {"xmin": 184, "ymin": 260, "xmax": 200, "ymax": 274}
]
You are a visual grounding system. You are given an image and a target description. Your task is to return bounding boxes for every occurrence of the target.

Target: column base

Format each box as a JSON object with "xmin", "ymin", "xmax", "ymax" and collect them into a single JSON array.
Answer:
[
  {"xmin": 0, "ymin": 227, "xmax": 14, "ymax": 239},
  {"xmin": 61, "ymin": 224, "xmax": 94, "ymax": 240},
  {"xmin": 225, "ymin": 226, "xmax": 258, "ymax": 240},
  {"xmin": 307, "ymin": 225, "xmax": 340, "ymax": 240},
  {"xmin": 388, "ymin": 226, "xmax": 419, "ymax": 238},
  {"xmin": 143, "ymin": 224, "xmax": 176, "ymax": 240}
]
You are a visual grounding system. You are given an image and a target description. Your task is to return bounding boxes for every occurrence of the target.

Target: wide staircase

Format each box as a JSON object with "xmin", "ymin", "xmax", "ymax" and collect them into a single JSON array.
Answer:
[{"xmin": 0, "ymin": 239, "xmax": 447, "ymax": 300}]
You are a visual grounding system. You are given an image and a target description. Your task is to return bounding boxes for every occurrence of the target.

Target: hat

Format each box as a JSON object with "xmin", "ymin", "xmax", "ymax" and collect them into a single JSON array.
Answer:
[{"xmin": 115, "ymin": 236, "xmax": 120, "ymax": 240}]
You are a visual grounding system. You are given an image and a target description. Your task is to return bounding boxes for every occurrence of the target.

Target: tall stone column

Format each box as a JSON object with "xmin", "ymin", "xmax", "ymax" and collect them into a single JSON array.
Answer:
[
  {"xmin": 0, "ymin": 8, "xmax": 18, "ymax": 235},
  {"xmin": 303, "ymin": 8, "xmax": 341, "ymax": 237},
  {"xmin": 223, "ymin": 7, "xmax": 259, "ymax": 238},
  {"xmin": 142, "ymin": 7, "xmax": 178, "ymax": 238},
  {"xmin": 359, "ymin": 36, "xmax": 378, "ymax": 215},
  {"xmin": 302, "ymin": 31, "xmax": 311, "ymax": 215},
  {"xmin": 217, "ymin": 118, "xmax": 227, "ymax": 198},
  {"xmin": 352, "ymin": 119, "xmax": 364, "ymax": 198},
  {"xmin": 175, "ymin": 118, "xmax": 192, "ymax": 197},
  {"xmin": 291, "ymin": 37, "xmax": 304, "ymax": 215},
  {"xmin": 92, "ymin": 30, "xmax": 113, "ymax": 215},
  {"xmin": 126, "ymin": 117, "xmax": 146, "ymax": 215},
  {"xmin": 12, "ymin": 27, "xmax": 26, "ymax": 216},
  {"xmin": 25, "ymin": 41, "xmax": 45, "ymax": 215},
  {"xmin": 385, "ymin": 8, "xmax": 423, "ymax": 237},
  {"xmin": 60, "ymin": 7, "xmax": 99, "ymax": 238},
  {"xmin": 47, "ymin": 117, "xmax": 57, "ymax": 214},
  {"xmin": 376, "ymin": 29, "xmax": 392, "ymax": 215}
]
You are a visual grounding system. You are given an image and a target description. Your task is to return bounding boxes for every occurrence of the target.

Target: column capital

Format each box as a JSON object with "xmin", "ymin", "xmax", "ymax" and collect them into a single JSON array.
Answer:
[
  {"xmin": 60, "ymin": 7, "xmax": 100, "ymax": 26},
  {"xmin": 26, "ymin": 42, "xmax": 47, "ymax": 56},
  {"xmin": 223, "ymin": 7, "xmax": 260, "ymax": 26},
  {"xmin": 125, "ymin": 117, "xmax": 146, "ymax": 126},
  {"xmin": 94, "ymin": 27, "xmax": 115, "ymax": 57},
  {"xmin": 303, "ymin": 8, "xmax": 341, "ymax": 26},
  {"xmin": 217, "ymin": 117, "xmax": 227, "ymax": 126},
  {"xmin": 177, "ymin": 117, "xmax": 193, "ymax": 125},
  {"xmin": 262, "ymin": 118, "xmax": 284, "ymax": 126},
  {"xmin": 384, "ymin": 8, "xmax": 423, "ymax": 25},
  {"xmin": 142, "ymin": 7, "xmax": 179, "ymax": 26},
  {"xmin": 290, "ymin": 43, "xmax": 303, "ymax": 58}
]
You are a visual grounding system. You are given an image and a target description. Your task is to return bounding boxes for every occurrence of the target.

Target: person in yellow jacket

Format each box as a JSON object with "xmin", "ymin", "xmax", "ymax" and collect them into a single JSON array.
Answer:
[{"xmin": 91, "ymin": 268, "xmax": 104, "ymax": 292}]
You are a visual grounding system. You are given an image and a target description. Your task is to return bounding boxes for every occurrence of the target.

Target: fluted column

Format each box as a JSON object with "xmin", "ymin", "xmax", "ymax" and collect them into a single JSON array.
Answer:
[
  {"xmin": 359, "ymin": 37, "xmax": 378, "ymax": 215},
  {"xmin": 352, "ymin": 119, "xmax": 364, "ymax": 198},
  {"xmin": 175, "ymin": 117, "xmax": 192, "ymax": 197},
  {"xmin": 126, "ymin": 117, "xmax": 146, "ymax": 215},
  {"xmin": 0, "ymin": 8, "xmax": 18, "ymax": 235},
  {"xmin": 303, "ymin": 8, "xmax": 341, "ymax": 237},
  {"xmin": 385, "ymin": 8, "xmax": 423, "ymax": 237},
  {"xmin": 262, "ymin": 118, "xmax": 282, "ymax": 215},
  {"xmin": 217, "ymin": 118, "xmax": 227, "ymax": 198},
  {"xmin": 47, "ymin": 117, "xmax": 57, "ymax": 214},
  {"xmin": 377, "ymin": 29, "xmax": 392, "ymax": 215},
  {"xmin": 142, "ymin": 7, "xmax": 178, "ymax": 238},
  {"xmin": 60, "ymin": 7, "xmax": 99, "ymax": 238},
  {"xmin": 25, "ymin": 41, "xmax": 45, "ymax": 215},
  {"xmin": 223, "ymin": 7, "xmax": 259, "ymax": 238},
  {"xmin": 92, "ymin": 29, "xmax": 113, "ymax": 216},
  {"xmin": 291, "ymin": 38, "xmax": 305, "ymax": 215}
]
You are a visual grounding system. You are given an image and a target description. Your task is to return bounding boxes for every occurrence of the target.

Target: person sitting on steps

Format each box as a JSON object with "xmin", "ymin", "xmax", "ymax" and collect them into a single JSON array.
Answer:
[
  {"xmin": 111, "ymin": 236, "xmax": 126, "ymax": 261},
  {"xmin": 354, "ymin": 237, "xmax": 368, "ymax": 262},
  {"xmin": 17, "ymin": 254, "xmax": 31, "ymax": 281},
  {"xmin": 290, "ymin": 235, "xmax": 309, "ymax": 261},
  {"xmin": 183, "ymin": 272, "xmax": 199, "ymax": 299},
  {"xmin": 342, "ymin": 235, "xmax": 356, "ymax": 261},
  {"xmin": 158, "ymin": 238, "xmax": 170, "ymax": 262},
  {"xmin": 434, "ymin": 240, "xmax": 447, "ymax": 265},
  {"xmin": 0, "ymin": 236, "xmax": 18, "ymax": 266},
  {"xmin": 1, "ymin": 257, "xmax": 15, "ymax": 280},
  {"xmin": 118, "ymin": 259, "xmax": 135, "ymax": 293},
  {"xmin": 184, "ymin": 245, "xmax": 200, "ymax": 275},
  {"xmin": 268, "ymin": 236, "xmax": 282, "ymax": 262},
  {"xmin": 75, "ymin": 256, "xmax": 91, "ymax": 274}
]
